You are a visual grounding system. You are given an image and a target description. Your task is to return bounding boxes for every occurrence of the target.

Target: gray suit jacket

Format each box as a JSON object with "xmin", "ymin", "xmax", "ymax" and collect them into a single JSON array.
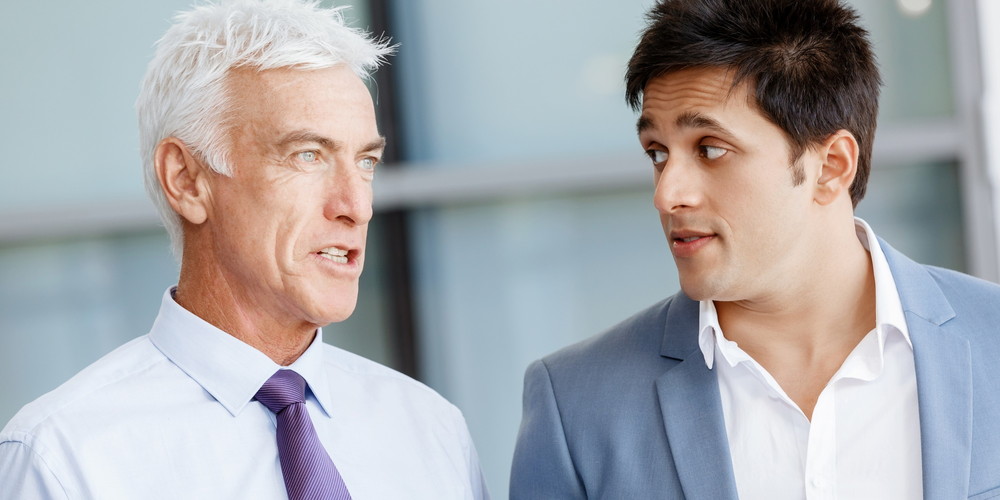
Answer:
[{"xmin": 510, "ymin": 239, "xmax": 1000, "ymax": 499}]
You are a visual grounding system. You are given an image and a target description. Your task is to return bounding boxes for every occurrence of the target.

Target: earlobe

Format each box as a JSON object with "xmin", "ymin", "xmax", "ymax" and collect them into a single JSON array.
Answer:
[
  {"xmin": 814, "ymin": 130, "xmax": 859, "ymax": 206},
  {"xmin": 154, "ymin": 138, "xmax": 210, "ymax": 225}
]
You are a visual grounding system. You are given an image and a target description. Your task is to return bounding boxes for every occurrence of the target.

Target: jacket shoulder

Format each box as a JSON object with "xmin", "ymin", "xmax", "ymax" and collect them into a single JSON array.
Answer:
[
  {"xmin": 925, "ymin": 265, "xmax": 1000, "ymax": 303},
  {"xmin": 922, "ymin": 265, "xmax": 1000, "ymax": 341},
  {"xmin": 539, "ymin": 295, "xmax": 684, "ymax": 379}
]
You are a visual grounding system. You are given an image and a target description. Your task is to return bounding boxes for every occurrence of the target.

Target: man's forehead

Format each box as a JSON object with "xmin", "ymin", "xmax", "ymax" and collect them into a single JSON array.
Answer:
[
  {"xmin": 640, "ymin": 68, "xmax": 747, "ymax": 109},
  {"xmin": 220, "ymin": 66, "xmax": 380, "ymax": 147},
  {"xmin": 637, "ymin": 67, "xmax": 757, "ymax": 133},
  {"xmin": 224, "ymin": 66, "xmax": 374, "ymax": 113},
  {"xmin": 225, "ymin": 65, "xmax": 367, "ymax": 97}
]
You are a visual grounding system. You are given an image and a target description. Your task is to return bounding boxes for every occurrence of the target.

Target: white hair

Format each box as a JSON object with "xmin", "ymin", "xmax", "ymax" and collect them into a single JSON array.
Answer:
[{"xmin": 136, "ymin": 0, "xmax": 392, "ymax": 258}]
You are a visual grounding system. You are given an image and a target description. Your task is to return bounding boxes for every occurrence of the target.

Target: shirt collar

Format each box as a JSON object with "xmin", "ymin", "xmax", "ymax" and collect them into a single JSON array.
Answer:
[
  {"xmin": 854, "ymin": 217, "xmax": 911, "ymax": 347},
  {"xmin": 698, "ymin": 299, "xmax": 741, "ymax": 370},
  {"xmin": 148, "ymin": 287, "xmax": 335, "ymax": 418},
  {"xmin": 698, "ymin": 217, "xmax": 911, "ymax": 369}
]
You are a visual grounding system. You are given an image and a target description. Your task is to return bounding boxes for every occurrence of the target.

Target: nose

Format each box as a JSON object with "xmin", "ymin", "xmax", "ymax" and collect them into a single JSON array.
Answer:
[
  {"xmin": 652, "ymin": 159, "xmax": 701, "ymax": 214},
  {"xmin": 323, "ymin": 163, "xmax": 373, "ymax": 226}
]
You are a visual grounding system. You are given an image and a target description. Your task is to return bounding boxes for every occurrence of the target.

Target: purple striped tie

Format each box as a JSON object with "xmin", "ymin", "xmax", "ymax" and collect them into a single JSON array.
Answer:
[{"xmin": 256, "ymin": 370, "xmax": 351, "ymax": 500}]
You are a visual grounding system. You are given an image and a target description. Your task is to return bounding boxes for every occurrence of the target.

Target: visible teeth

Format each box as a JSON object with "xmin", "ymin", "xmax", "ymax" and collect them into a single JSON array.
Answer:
[
  {"xmin": 680, "ymin": 237, "xmax": 700, "ymax": 243},
  {"xmin": 319, "ymin": 253, "xmax": 348, "ymax": 264},
  {"xmin": 318, "ymin": 247, "xmax": 349, "ymax": 264},
  {"xmin": 320, "ymin": 247, "xmax": 348, "ymax": 256}
]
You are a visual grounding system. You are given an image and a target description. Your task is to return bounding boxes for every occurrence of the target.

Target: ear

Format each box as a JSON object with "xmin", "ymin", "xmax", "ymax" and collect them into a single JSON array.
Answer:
[
  {"xmin": 153, "ymin": 138, "xmax": 211, "ymax": 225},
  {"xmin": 813, "ymin": 130, "xmax": 859, "ymax": 206}
]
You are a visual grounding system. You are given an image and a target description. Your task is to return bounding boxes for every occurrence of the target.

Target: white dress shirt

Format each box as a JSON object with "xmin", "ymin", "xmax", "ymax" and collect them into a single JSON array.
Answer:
[
  {"xmin": 0, "ymin": 288, "xmax": 489, "ymax": 500},
  {"xmin": 698, "ymin": 218, "xmax": 922, "ymax": 499}
]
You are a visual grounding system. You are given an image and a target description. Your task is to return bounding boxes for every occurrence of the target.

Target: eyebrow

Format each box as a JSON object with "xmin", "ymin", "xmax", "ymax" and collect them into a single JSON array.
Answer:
[
  {"xmin": 675, "ymin": 111, "xmax": 733, "ymax": 136},
  {"xmin": 636, "ymin": 111, "xmax": 734, "ymax": 137},
  {"xmin": 276, "ymin": 130, "xmax": 387, "ymax": 154},
  {"xmin": 362, "ymin": 136, "xmax": 388, "ymax": 154},
  {"xmin": 636, "ymin": 115, "xmax": 654, "ymax": 135}
]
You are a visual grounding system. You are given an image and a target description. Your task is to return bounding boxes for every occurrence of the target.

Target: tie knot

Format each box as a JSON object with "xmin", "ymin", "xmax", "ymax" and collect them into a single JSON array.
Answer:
[{"xmin": 255, "ymin": 370, "xmax": 307, "ymax": 414}]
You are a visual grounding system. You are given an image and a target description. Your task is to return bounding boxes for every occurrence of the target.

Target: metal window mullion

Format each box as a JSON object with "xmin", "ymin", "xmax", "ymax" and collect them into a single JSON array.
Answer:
[{"xmin": 947, "ymin": 0, "xmax": 999, "ymax": 281}]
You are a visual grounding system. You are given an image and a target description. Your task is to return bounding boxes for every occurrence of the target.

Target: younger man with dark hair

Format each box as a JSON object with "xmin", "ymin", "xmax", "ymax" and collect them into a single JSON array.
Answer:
[{"xmin": 511, "ymin": 0, "xmax": 1000, "ymax": 498}]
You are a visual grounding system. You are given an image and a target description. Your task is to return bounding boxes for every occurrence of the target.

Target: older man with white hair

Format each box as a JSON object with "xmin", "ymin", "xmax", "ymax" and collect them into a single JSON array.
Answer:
[{"xmin": 0, "ymin": 1, "xmax": 488, "ymax": 499}]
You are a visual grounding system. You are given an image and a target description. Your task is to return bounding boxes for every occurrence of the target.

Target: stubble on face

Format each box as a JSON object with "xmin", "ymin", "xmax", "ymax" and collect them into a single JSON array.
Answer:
[{"xmin": 639, "ymin": 67, "xmax": 813, "ymax": 304}]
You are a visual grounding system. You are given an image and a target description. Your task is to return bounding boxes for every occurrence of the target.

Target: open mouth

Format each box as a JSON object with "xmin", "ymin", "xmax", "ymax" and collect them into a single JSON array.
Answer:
[
  {"xmin": 669, "ymin": 231, "xmax": 716, "ymax": 255},
  {"xmin": 671, "ymin": 233, "xmax": 713, "ymax": 245},
  {"xmin": 674, "ymin": 236, "xmax": 704, "ymax": 244},
  {"xmin": 316, "ymin": 247, "xmax": 352, "ymax": 264}
]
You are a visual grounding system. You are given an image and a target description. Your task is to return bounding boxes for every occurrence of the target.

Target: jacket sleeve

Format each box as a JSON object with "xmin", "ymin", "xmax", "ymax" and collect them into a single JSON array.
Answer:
[{"xmin": 509, "ymin": 359, "xmax": 586, "ymax": 499}]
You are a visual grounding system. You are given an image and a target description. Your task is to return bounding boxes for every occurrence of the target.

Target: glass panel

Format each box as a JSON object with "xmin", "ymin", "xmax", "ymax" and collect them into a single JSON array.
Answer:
[
  {"xmin": 848, "ymin": 0, "xmax": 955, "ymax": 123},
  {"xmin": 391, "ymin": 0, "xmax": 653, "ymax": 165},
  {"xmin": 858, "ymin": 160, "xmax": 966, "ymax": 271},
  {"xmin": 0, "ymin": 0, "xmax": 195, "ymax": 215}
]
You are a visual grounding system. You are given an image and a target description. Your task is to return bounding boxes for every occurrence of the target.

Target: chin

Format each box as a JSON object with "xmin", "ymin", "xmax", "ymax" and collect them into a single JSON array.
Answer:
[
  {"xmin": 678, "ymin": 276, "xmax": 718, "ymax": 302},
  {"xmin": 680, "ymin": 287, "xmax": 711, "ymax": 302},
  {"xmin": 303, "ymin": 282, "xmax": 359, "ymax": 323},
  {"xmin": 312, "ymin": 300, "xmax": 358, "ymax": 325}
]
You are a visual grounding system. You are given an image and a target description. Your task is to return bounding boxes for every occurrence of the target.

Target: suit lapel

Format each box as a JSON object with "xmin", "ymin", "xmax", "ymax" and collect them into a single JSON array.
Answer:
[
  {"xmin": 655, "ymin": 295, "xmax": 739, "ymax": 500},
  {"xmin": 651, "ymin": 241, "xmax": 975, "ymax": 499},
  {"xmin": 881, "ymin": 239, "xmax": 972, "ymax": 499}
]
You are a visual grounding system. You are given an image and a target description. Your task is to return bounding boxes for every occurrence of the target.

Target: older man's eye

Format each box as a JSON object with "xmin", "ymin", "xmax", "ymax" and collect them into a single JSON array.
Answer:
[
  {"xmin": 358, "ymin": 157, "xmax": 378, "ymax": 171},
  {"xmin": 700, "ymin": 145, "xmax": 727, "ymax": 160},
  {"xmin": 297, "ymin": 151, "xmax": 318, "ymax": 162}
]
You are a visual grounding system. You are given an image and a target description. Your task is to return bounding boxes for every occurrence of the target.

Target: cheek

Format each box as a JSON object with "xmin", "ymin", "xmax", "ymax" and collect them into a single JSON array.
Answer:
[
  {"xmin": 272, "ymin": 215, "xmax": 313, "ymax": 260},
  {"xmin": 228, "ymin": 197, "xmax": 303, "ymax": 259}
]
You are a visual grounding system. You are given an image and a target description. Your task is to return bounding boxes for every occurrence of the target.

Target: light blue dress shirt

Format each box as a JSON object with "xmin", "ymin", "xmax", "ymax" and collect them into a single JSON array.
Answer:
[{"xmin": 0, "ymin": 288, "xmax": 489, "ymax": 499}]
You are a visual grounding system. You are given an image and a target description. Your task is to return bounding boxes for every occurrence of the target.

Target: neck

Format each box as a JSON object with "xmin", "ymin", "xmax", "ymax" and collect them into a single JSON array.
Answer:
[
  {"xmin": 715, "ymin": 216, "xmax": 876, "ymax": 361},
  {"xmin": 713, "ymin": 215, "xmax": 876, "ymax": 420},
  {"xmin": 174, "ymin": 249, "xmax": 316, "ymax": 367}
]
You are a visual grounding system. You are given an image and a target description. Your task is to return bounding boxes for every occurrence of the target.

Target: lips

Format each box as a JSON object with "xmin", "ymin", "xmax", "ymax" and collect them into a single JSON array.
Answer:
[
  {"xmin": 670, "ymin": 230, "xmax": 714, "ymax": 244},
  {"xmin": 315, "ymin": 245, "xmax": 360, "ymax": 265},
  {"xmin": 668, "ymin": 229, "xmax": 715, "ymax": 257},
  {"xmin": 317, "ymin": 247, "xmax": 348, "ymax": 264}
]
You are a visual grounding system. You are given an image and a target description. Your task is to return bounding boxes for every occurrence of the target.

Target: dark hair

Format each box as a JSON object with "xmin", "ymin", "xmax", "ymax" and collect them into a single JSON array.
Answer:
[{"xmin": 625, "ymin": 0, "xmax": 881, "ymax": 206}]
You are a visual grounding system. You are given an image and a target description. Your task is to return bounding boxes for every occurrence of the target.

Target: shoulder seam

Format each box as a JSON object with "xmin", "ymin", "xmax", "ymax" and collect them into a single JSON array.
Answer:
[
  {"xmin": 0, "ymin": 437, "xmax": 72, "ymax": 498},
  {"xmin": 9, "ymin": 346, "xmax": 167, "ymax": 435}
]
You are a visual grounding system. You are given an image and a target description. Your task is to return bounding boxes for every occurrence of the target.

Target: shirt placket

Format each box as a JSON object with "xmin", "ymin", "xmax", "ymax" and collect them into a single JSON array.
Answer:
[{"xmin": 804, "ymin": 382, "xmax": 838, "ymax": 500}]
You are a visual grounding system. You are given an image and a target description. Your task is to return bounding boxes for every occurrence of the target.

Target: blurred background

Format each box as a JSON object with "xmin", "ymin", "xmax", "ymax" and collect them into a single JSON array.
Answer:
[{"xmin": 2, "ymin": 0, "xmax": 999, "ymax": 497}]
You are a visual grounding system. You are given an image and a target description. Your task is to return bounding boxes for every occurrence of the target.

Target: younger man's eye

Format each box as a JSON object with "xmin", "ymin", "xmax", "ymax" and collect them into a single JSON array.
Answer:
[
  {"xmin": 646, "ymin": 149, "xmax": 668, "ymax": 165},
  {"xmin": 701, "ymin": 145, "xmax": 727, "ymax": 160}
]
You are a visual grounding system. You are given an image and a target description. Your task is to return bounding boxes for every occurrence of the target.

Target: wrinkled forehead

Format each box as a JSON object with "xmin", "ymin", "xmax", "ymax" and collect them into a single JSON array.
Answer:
[
  {"xmin": 224, "ymin": 64, "xmax": 371, "ymax": 101},
  {"xmin": 221, "ymin": 66, "xmax": 376, "ymax": 126}
]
